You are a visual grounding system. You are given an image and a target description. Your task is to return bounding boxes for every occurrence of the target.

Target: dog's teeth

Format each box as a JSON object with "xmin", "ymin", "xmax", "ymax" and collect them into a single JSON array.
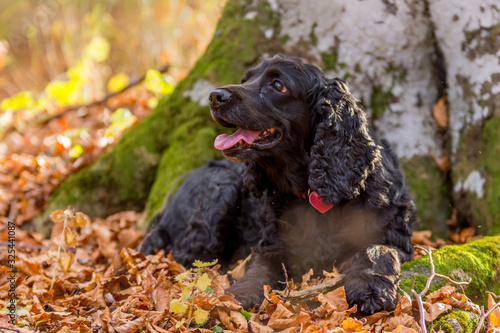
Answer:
[{"xmin": 238, "ymin": 139, "xmax": 244, "ymax": 145}]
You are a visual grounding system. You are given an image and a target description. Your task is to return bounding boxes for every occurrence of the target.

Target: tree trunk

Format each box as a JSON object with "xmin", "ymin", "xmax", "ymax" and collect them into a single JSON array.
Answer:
[
  {"xmin": 38, "ymin": 0, "xmax": 499, "ymax": 237},
  {"xmin": 429, "ymin": 0, "xmax": 500, "ymax": 235}
]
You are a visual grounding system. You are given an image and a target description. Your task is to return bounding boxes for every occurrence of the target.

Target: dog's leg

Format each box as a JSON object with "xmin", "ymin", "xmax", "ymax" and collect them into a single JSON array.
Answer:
[
  {"xmin": 138, "ymin": 160, "xmax": 245, "ymax": 267},
  {"xmin": 227, "ymin": 247, "xmax": 286, "ymax": 309},
  {"xmin": 340, "ymin": 244, "xmax": 402, "ymax": 315}
]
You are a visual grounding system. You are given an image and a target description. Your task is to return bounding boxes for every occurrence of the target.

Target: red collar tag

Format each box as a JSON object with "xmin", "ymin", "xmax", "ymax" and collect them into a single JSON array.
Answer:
[{"xmin": 308, "ymin": 191, "xmax": 334, "ymax": 213}]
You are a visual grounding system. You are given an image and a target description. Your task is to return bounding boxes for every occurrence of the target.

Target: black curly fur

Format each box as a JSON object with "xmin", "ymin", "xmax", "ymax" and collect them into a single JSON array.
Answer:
[{"xmin": 139, "ymin": 55, "xmax": 416, "ymax": 315}]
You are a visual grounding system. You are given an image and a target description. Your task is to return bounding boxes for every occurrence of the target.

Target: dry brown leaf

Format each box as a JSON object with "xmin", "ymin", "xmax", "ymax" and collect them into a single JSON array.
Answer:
[
  {"xmin": 113, "ymin": 315, "xmax": 147, "ymax": 333},
  {"xmin": 249, "ymin": 320, "xmax": 274, "ymax": 333},
  {"xmin": 381, "ymin": 313, "xmax": 419, "ymax": 332},
  {"xmin": 270, "ymin": 312, "xmax": 310, "ymax": 330},
  {"xmin": 426, "ymin": 285, "xmax": 456, "ymax": 303},
  {"xmin": 229, "ymin": 310, "xmax": 249, "ymax": 331},
  {"xmin": 447, "ymin": 292, "xmax": 480, "ymax": 313},
  {"xmin": 228, "ymin": 252, "xmax": 252, "ymax": 281},
  {"xmin": 363, "ymin": 310, "xmax": 392, "ymax": 325},
  {"xmin": 341, "ymin": 317, "xmax": 368, "ymax": 332},
  {"xmin": 433, "ymin": 95, "xmax": 448, "ymax": 130},
  {"xmin": 322, "ymin": 287, "xmax": 349, "ymax": 312},
  {"xmin": 392, "ymin": 326, "xmax": 419, "ymax": 333},
  {"xmin": 58, "ymin": 251, "xmax": 75, "ymax": 273},
  {"xmin": 425, "ymin": 302, "xmax": 452, "ymax": 322},
  {"xmin": 50, "ymin": 209, "xmax": 65, "ymax": 223},
  {"xmin": 395, "ymin": 294, "xmax": 413, "ymax": 316},
  {"xmin": 64, "ymin": 228, "xmax": 77, "ymax": 246},
  {"xmin": 488, "ymin": 294, "xmax": 500, "ymax": 328},
  {"xmin": 67, "ymin": 282, "xmax": 107, "ymax": 308},
  {"xmin": 432, "ymin": 154, "xmax": 452, "ymax": 173},
  {"xmin": 217, "ymin": 308, "xmax": 234, "ymax": 331},
  {"xmin": 75, "ymin": 212, "xmax": 90, "ymax": 227},
  {"xmin": 301, "ymin": 268, "xmax": 314, "ymax": 289}
]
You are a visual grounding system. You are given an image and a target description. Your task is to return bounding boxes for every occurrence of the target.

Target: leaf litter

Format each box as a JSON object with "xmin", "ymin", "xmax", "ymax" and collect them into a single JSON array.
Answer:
[{"xmin": 1, "ymin": 209, "xmax": 499, "ymax": 332}]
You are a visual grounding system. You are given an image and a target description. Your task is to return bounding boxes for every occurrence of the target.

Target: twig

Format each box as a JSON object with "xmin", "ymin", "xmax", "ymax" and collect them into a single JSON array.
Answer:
[
  {"xmin": 487, "ymin": 291, "xmax": 500, "ymax": 300},
  {"xmin": 286, "ymin": 274, "xmax": 344, "ymax": 303},
  {"xmin": 0, "ymin": 327, "xmax": 20, "ymax": 332},
  {"xmin": 410, "ymin": 246, "xmax": 472, "ymax": 333},
  {"xmin": 278, "ymin": 263, "xmax": 292, "ymax": 302},
  {"xmin": 0, "ymin": 65, "xmax": 169, "ymax": 141},
  {"xmin": 474, "ymin": 292, "xmax": 500, "ymax": 333}
]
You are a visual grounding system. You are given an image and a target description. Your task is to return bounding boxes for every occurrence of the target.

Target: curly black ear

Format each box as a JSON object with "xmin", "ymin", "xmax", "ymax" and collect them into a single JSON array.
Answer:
[{"xmin": 308, "ymin": 79, "xmax": 381, "ymax": 205}]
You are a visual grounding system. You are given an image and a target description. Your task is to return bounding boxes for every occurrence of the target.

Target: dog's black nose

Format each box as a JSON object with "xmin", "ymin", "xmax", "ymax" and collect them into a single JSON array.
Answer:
[{"xmin": 209, "ymin": 89, "xmax": 232, "ymax": 108}]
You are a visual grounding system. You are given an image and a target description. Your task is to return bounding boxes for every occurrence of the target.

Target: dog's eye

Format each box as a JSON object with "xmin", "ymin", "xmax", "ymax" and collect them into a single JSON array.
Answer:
[{"xmin": 272, "ymin": 80, "xmax": 287, "ymax": 93}]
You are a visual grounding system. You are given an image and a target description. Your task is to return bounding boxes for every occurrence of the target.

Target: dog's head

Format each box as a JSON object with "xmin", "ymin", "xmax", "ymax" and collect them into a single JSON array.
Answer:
[{"xmin": 209, "ymin": 55, "xmax": 381, "ymax": 205}]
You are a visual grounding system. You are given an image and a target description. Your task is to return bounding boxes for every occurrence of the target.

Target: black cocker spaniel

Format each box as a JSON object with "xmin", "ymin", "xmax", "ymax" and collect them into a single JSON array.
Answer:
[{"xmin": 140, "ymin": 55, "xmax": 416, "ymax": 315}]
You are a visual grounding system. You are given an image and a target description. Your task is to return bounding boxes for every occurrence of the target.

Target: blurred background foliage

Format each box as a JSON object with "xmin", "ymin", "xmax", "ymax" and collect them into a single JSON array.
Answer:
[
  {"xmin": 0, "ymin": 0, "xmax": 224, "ymax": 102},
  {"xmin": 0, "ymin": 0, "xmax": 225, "ymax": 226}
]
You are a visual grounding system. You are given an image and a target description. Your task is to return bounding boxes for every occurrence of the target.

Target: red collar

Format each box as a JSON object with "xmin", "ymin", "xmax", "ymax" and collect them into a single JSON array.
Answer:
[{"xmin": 298, "ymin": 189, "xmax": 334, "ymax": 213}]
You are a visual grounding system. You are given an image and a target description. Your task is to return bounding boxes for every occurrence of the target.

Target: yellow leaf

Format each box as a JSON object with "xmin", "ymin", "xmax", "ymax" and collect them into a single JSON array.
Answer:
[
  {"xmin": 64, "ymin": 229, "xmax": 77, "ymax": 246},
  {"xmin": 194, "ymin": 308, "xmax": 209, "ymax": 324},
  {"xmin": 85, "ymin": 35, "xmax": 110, "ymax": 62},
  {"xmin": 193, "ymin": 259, "xmax": 218, "ymax": 268},
  {"xmin": 170, "ymin": 299, "xmax": 188, "ymax": 314},
  {"xmin": 108, "ymin": 73, "xmax": 130, "ymax": 92},
  {"xmin": 195, "ymin": 273, "xmax": 211, "ymax": 291},
  {"xmin": 58, "ymin": 252, "xmax": 74, "ymax": 273},
  {"xmin": 175, "ymin": 270, "xmax": 190, "ymax": 282},
  {"xmin": 45, "ymin": 80, "xmax": 81, "ymax": 106},
  {"xmin": 74, "ymin": 212, "xmax": 89, "ymax": 227},
  {"xmin": 147, "ymin": 97, "xmax": 158, "ymax": 109},
  {"xmin": 181, "ymin": 286, "xmax": 191, "ymax": 301},
  {"xmin": 1, "ymin": 91, "xmax": 34, "ymax": 111},
  {"xmin": 175, "ymin": 318, "xmax": 185, "ymax": 329},
  {"xmin": 50, "ymin": 210, "xmax": 65, "ymax": 223}
]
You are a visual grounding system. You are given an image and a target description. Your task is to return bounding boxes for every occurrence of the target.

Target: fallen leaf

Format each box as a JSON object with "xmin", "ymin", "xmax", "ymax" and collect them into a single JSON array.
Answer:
[
  {"xmin": 195, "ymin": 273, "xmax": 212, "ymax": 291},
  {"xmin": 228, "ymin": 252, "xmax": 252, "ymax": 281},
  {"xmin": 169, "ymin": 298, "xmax": 188, "ymax": 314},
  {"xmin": 194, "ymin": 308, "xmax": 209, "ymax": 324},
  {"xmin": 488, "ymin": 294, "xmax": 500, "ymax": 328},
  {"xmin": 58, "ymin": 252, "xmax": 75, "ymax": 273},
  {"xmin": 425, "ymin": 302, "xmax": 452, "ymax": 322},
  {"xmin": 433, "ymin": 95, "xmax": 448, "ymax": 130}
]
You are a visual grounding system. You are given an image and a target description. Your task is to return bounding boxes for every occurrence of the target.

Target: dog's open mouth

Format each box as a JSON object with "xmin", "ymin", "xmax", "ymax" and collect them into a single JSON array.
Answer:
[{"xmin": 214, "ymin": 127, "xmax": 282, "ymax": 151}]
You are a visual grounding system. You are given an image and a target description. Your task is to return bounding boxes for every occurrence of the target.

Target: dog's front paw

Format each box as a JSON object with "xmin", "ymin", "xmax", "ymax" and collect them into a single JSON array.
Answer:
[
  {"xmin": 341, "ymin": 245, "xmax": 402, "ymax": 315},
  {"xmin": 344, "ymin": 274, "xmax": 398, "ymax": 315}
]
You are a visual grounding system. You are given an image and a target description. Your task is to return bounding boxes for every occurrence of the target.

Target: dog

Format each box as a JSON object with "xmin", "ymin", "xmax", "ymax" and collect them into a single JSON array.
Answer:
[{"xmin": 139, "ymin": 55, "xmax": 416, "ymax": 315}]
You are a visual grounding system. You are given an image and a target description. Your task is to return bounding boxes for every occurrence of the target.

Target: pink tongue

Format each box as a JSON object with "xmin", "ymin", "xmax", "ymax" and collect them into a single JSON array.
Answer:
[{"xmin": 214, "ymin": 128, "xmax": 261, "ymax": 150}]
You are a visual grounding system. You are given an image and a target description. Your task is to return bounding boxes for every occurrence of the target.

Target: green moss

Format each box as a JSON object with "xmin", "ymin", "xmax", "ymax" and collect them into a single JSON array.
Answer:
[
  {"xmin": 453, "ymin": 116, "xmax": 500, "ymax": 235},
  {"xmin": 429, "ymin": 310, "xmax": 477, "ymax": 333},
  {"xmin": 320, "ymin": 51, "xmax": 338, "ymax": 71},
  {"xmin": 309, "ymin": 23, "xmax": 318, "ymax": 46},
  {"xmin": 464, "ymin": 23, "xmax": 500, "ymax": 57},
  {"xmin": 400, "ymin": 236, "xmax": 500, "ymax": 305},
  {"xmin": 402, "ymin": 156, "xmax": 451, "ymax": 237},
  {"xmin": 370, "ymin": 86, "xmax": 394, "ymax": 118}
]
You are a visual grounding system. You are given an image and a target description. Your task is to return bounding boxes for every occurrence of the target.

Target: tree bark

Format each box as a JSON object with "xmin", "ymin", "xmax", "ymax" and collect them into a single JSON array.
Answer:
[
  {"xmin": 38, "ymin": 0, "xmax": 499, "ymax": 237},
  {"xmin": 429, "ymin": 0, "xmax": 500, "ymax": 235}
]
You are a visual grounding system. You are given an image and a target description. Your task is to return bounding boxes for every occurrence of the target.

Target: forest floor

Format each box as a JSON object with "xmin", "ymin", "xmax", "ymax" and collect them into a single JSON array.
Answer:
[{"xmin": 0, "ymin": 82, "xmax": 499, "ymax": 333}]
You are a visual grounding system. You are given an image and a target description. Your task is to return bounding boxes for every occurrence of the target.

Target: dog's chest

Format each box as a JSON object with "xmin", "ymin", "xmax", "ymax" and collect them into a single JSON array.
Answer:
[{"xmin": 278, "ymin": 200, "xmax": 383, "ymax": 277}]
